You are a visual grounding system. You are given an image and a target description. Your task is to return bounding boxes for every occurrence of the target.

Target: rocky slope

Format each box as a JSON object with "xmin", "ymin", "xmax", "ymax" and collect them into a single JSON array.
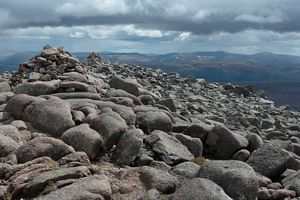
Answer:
[{"xmin": 0, "ymin": 45, "xmax": 300, "ymax": 200}]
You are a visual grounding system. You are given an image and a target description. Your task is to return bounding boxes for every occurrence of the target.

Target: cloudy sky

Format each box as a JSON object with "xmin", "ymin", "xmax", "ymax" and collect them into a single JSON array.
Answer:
[{"xmin": 0, "ymin": 0, "xmax": 300, "ymax": 55}]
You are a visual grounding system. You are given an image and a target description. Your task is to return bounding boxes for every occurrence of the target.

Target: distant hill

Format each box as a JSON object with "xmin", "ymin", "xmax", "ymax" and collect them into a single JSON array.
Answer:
[{"xmin": 1, "ymin": 50, "xmax": 300, "ymax": 110}]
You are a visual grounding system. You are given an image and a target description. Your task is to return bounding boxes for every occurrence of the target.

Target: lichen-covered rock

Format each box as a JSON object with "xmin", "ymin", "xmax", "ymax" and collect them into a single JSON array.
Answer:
[{"xmin": 14, "ymin": 80, "xmax": 61, "ymax": 96}]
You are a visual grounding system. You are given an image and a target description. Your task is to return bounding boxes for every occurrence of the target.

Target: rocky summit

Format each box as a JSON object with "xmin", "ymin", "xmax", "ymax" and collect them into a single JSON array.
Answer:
[{"xmin": 0, "ymin": 45, "xmax": 300, "ymax": 200}]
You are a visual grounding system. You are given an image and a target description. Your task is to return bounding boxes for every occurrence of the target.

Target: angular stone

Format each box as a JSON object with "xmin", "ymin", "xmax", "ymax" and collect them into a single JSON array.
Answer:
[
  {"xmin": 145, "ymin": 130, "xmax": 194, "ymax": 165},
  {"xmin": 113, "ymin": 128, "xmax": 143, "ymax": 165},
  {"xmin": 109, "ymin": 76, "xmax": 140, "ymax": 96},
  {"xmin": 35, "ymin": 175, "xmax": 111, "ymax": 200},
  {"xmin": 282, "ymin": 169, "xmax": 300, "ymax": 196}
]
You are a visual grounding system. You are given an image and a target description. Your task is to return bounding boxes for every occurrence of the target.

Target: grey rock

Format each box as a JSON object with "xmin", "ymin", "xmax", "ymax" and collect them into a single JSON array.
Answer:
[
  {"xmin": 61, "ymin": 124, "xmax": 104, "ymax": 160},
  {"xmin": 5, "ymin": 94, "xmax": 39, "ymax": 119},
  {"xmin": 109, "ymin": 89, "xmax": 142, "ymax": 105},
  {"xmin": 35, "ymin": 175, "xmax": 111, "ymax": 200},
  {"xmin": 183, "ymin": 122, "xmax": 213, "ymax": 142},
  {"xmin": 0, "ymin": 124, "xmax": 22, "ymax": 143},
  {"xmin": 247, "ymin": 144, "xmax": 290, "ymax": 179},
  {"xmin": 172, "ymin": 178, "xmax": 232, "ymax": 200},
  {"xmin": 149, "ymin": 160, "xmax": 171, "ymax": 172},
  {"xmin": 113, "ymin": 128, "xmax": 143, "ymax": 165},
  {"xmin": 206, "ymin": 125, "xmax": 249, "ymax": 159},
  {"xmin": 145, "ymin": 130, "xmax": 194, "ymax": 165},
  {"xmin": 0, "ymin": 81, "xmax": 11, "ymax": 92},
  {"xmin": 12, "ymin": 166, "xmax": 91, "ymax": 199},
  {"xmin": 246, "ymin": 133, "xmax": 264, "ymax": 152},
  {"xmin": 23, "ymin": 97, "xmax": 75, "ymax": 137},
  {"xmin": 60, "ymin": 81, "xmax": 97, "ymax": 93},
  {"xmin": 198, "ymin": 160, "xmax": 258, "ymax": 200},
  {"xmin": 58, "ymin": 151, "xmax": 91, "ymax": 166},
  {"xmin": 282, "ymin": 169, "xmax": 300, "ymax": 196},
  {"xmin": 156, "ymin": 98, "xmax": 176, "ymax": 112},
  {"xmin": 16, "ymin": 137, "xmax": 75, "ymax": 163},
  {"xmin": 139, "ymin": 166, "xmax": 179, "ymax": 194},
  {"xmin": 63, "ymin": 72, "xmax": 88, "ymax": 83},
  {"xmin": 0, "ymin": 134, "xmax": 20, "ymax": 157},
  {"xmin": 41, "ymin": 92, "xmax": 101, "ymax": 100},
  {"xmin": 174, "ymin": 133, "xmax": 203, "ymax": 157},
  {"xmin": 14, "ymin": 80, "xmax": 61, "ymax": 96},
  {"xmin": 137, "ymin": 111, "xmax": 172, "ymax": 134},
  {"xmin": 90, "ymin": 111, "xmax": 127, "ymax": 150},
  {"xmin": 172, "ymin": 162, "xmax": 200, "ymax": 178},
  {"xmin": 109, "ymin": 76, "xmax": 140, "ymax": 96},
  {"xmin": 232, "ymin": 149, "xmax": 251, "ymax": 161}
]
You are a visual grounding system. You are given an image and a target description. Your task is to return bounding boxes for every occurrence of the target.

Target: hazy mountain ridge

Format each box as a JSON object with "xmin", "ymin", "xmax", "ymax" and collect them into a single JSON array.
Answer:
[{"xmin": 1, "ymin": 51, "xmax": 300, "ymax": 110}]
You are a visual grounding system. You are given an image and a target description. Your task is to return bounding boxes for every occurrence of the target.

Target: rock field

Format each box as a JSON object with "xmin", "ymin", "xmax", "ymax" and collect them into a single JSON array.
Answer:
[{"xmin": 0, "ymin": 45, "xmax": 300, "ymax": 200}]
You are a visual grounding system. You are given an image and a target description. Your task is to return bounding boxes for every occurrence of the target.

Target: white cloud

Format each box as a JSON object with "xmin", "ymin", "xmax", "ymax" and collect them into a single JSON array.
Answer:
[{"xmin": 175, "ymin": 32, "xmax": 191, "ymax": 41}]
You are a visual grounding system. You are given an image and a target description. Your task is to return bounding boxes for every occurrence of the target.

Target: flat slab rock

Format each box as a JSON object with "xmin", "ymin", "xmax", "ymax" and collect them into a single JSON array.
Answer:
[
  {"xmin": 145, "ymin": 130, "xmax": 194, "ymax": 165},
  {"xmin": 35, "ymin": 175, "xmax": 112, "ymax": 200}
]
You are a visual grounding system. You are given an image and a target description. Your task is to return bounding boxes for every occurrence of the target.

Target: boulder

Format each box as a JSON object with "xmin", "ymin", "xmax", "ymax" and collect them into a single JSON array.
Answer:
[
  {"xmin": 109, "ymin": 76, "xmax": 140, "ymax": 96},
  {"xmin": 183, "ymin": 122, "xmax": 213, "ymax": 142},
  {"xmin": 42, "ymin": 92, "xmax": 101, "ymax": 100},
  {"xmin": 0, "ymin": 125, "xmax": 22, "ymax": 143},
  {"xmin": 232, "ymin": 149, "xmax": 251, "ymax": 161},
  {"xmin": 0, "ymin": 92, "xmax": 14, "ymax": 104},
  {"xmin": 198, "ymin": 160, "xmax": 258, "ymax": 200},
  {"xmin": 5, "ymin": 94, "xmax": 39, "ymax": 119},
  {"xmin": 139, "ymin": 166, "xmax": 179, "ymax": 194},
  {"xmin": 173, "ymin": 133, "xmax": 203, "ymax": 157},
  {"xmin": 23, "ymin": 97, "xmax": 75, "ymax": 137},
  {"xmin": 0, "ymin": 134, "xmax": 20, "ymax": 157},
  {"xmin": 172, "ymin": 178, "xmax": 232, "ymax": 200},
  {"xmin": 35, "ymin": 175, "xmax": 111, "ymax": 200},
  {"xmin": 0, "ymin": 81, "xmax": 11, "ymax": 92},
  {"xmin": 206, "ymin": 125, "xmax": 249, "ymax": 159},
  {"xmin": 113, "ymin": 128, "xmax": 143, "ymax": 165},
  {"xmin": 172, "ymin": 162, "xmax": 200, "ymax": 178},
  {"xmin": 145, "ymin": 130, "xmax": 194, "ymax": 165},
  {"xmin": 137, "ymin": 111, "xmax": 173, "ymax": 134},
  {"xmin": 156, "ymin": 98, "xmax": 176, "ymax": 112},
  {"xmin": 61, "ymin": 124, "xmax": 104, "ymax": 160},
  {"xmin": 14, "ymin": 80, "xmax": 61, "ymax": 96},
  {"xmin": 58, "ymin": 151, "xmax": 91, "ymax": 166},
  {"xmin": 16, "ymin": 137, "xmax": 75, "ymax": 163},
  {"xmin": 246, "ymin": 133, "xmax": 264, "ymax": 152},
  {"xmin": 282, "ymin": 169, "xmax": 300, "ymax": 196},
  {"xmin": 90, "ymin": 112, "xmax": 127, "ymax": 150},
  {"xmin": 247, "ymin": 144, "xmax": 290, "ymax": 179}
]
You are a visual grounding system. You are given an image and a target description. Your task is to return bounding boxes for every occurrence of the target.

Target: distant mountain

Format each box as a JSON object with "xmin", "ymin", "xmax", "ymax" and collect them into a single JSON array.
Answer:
[{"xmin": 1, "ymin": 50, "xmax": 300, "ymax": 110}]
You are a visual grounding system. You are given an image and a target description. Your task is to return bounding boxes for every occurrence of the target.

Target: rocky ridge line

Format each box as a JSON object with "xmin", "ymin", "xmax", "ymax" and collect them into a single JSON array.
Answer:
[{"xmin": 0, "ymin": 45, "xmax": 300, "ymax": 200}]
